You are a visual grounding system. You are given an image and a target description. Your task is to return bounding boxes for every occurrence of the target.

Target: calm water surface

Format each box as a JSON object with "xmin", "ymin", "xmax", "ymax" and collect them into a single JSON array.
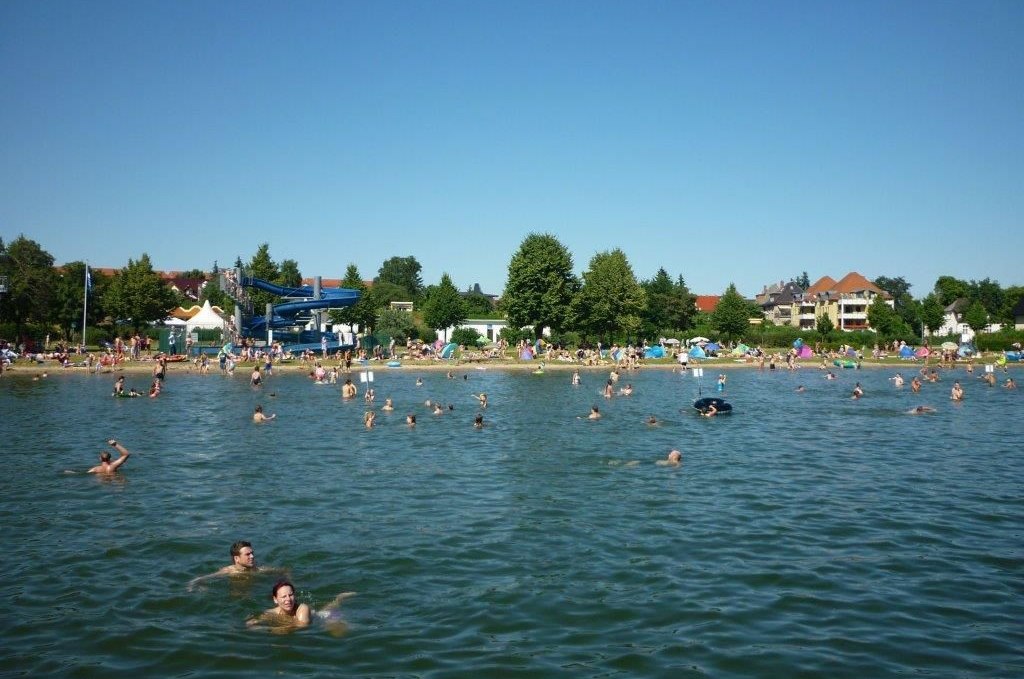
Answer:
[{"xmin": 1, "ymin": 364, "xmax": 1021, "ymax": 677}]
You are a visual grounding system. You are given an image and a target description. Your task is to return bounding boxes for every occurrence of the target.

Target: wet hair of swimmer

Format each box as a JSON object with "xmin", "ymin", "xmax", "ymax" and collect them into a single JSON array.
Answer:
[
  {"xmin": 100, "ymin": 451, "xmax": 112, "ymax": 462},
  {"xmin": 271, "ymin": 578, "xmax": 294, "ymax": 599},
  {"xmin": 475, "ymin": 414, "xmax": 483, "ymax": 424},
  {"xmin": 231, "ymin": 540, "xmax": 253, "ymax": 558}
]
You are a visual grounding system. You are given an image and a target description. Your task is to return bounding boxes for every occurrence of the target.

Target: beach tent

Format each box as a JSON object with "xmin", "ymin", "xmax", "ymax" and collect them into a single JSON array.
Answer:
[
  {"xmin": 644, "ymin": 346, "xmax": 665, "ymax": 359},
  {"xmin": 957, "ymin": 344, "xmax": 975, "ymax": 357},
  {"xmin": 688, "ymin": 346, "xmax": 707, "ymax": 359},
  {"xmin": 915, "ymin": 347, "xmax": 930, "ymax": 358},
  {"xmin": 898, "ymin": 345, "xmax": 915, "ymax": 359},
  {"xmin": 793, "ymin": 338, "xmax": 804, "ymax": 348},
  {"xmin": 520, "ymin": 347, "xmax": 534, "ymax": 360},
  {"xmin": 439, "ymin": 342, "xmax": 457, "ymax": 359},
  {"xmin": 797, "ymin": 344, "xmax": 813, "ymax": 359},
  {"xmin": 730, "ymin": 343, "xmax": 750, "ymax": 356},
  {"xmin": 185, "ymin": 300, "xmax": 227, "ymax": 334},
  {"xmin": 704, "ymin": 342, "xmax": 720, "ymax": 354},
  {"xmin": 846, "ymin": 348, "xmax": 857, "ymax": 357}
]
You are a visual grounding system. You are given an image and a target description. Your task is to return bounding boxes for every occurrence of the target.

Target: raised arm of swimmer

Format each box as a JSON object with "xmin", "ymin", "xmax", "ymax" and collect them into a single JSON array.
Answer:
[{"xmin": 88, "ymin": 439, "xmax": 131, "ymax": 474}]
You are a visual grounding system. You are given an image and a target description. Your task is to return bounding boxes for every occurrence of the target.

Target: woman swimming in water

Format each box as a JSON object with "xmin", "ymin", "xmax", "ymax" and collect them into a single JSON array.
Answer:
[{"xmin": 247, "ymin": 579, "xmax": 355, "ymax": 633}]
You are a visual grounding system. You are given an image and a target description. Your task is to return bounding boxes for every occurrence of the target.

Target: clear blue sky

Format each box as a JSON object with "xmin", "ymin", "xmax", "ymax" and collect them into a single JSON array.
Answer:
[{"xmin": 2, "ymin": 1, "xmax": 1022, "ymax": 298}]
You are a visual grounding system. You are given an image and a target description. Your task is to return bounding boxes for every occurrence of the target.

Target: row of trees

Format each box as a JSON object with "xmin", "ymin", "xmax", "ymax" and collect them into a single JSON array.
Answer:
[{"xmin": 2, "ymin": 232, "xmax": 1021, "ymax": 349}]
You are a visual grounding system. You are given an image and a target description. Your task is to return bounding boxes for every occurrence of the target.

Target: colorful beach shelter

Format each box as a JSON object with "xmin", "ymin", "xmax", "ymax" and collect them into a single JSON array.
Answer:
[
  {"xmin": 439, "ymin": 342, "xmax": 458, "ymax": 359},
  {"xmin": 915, "ymin": 347, "xmax": 930, "ymax": 358},
  {"xmin": 688, "ymin": 346, "xmax": 707, "ymax": 359},
  {"xmin": 899, "ymin": 345, "xmax": 915, "ymax": 358},
  {"xmin": 645, "ymin": 346, "xmax": 665, "ymax": 359},
  {"xmin": 520, "ymin": 346, "xmax": 534, "ymax": 360},
  {"xmin": 730, "ymin": 343, "xmax": 750, "ymax": 356},
  {"xmin": 797, "ymin": 344, "xmax": 813, "ymax": 359}
]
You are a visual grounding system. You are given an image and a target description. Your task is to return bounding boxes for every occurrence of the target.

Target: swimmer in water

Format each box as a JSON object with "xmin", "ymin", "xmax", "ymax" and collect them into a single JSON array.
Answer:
[
  {"xmin": 433, "ymin": 403, "xmax": 444, "ymax": 415},
  {"xmin": 795, "ymin": 385, "xmax": 806, "ymax": 393},
  {"xmin": 571, "ymin": 370, "xmax": 581, "ymax": 385},
  {"xmin": 656, "ymin": 449, "xmax": 682, "ymax": 466},
  {"xmin": 88, "ymin": 439, "xmax": 132, "ymax": 474},
  {"xmin": 363, "ymin": 410, "xmax": 376, "ymax": 428},
  {"xmin": 701, "ymin": 403, "xmax": 718, "ymax": 417},
  {"xmin": 382, "ymin": 397, "xmax": 394, "ymax": 411},
  {"xmin": 646, "ymin": 415, "xmax": 659, "ymax": 426},
  {"xmin": 415, "ymin": 378, "xmax": 423, "ymax": 387},
  {"xmin": 247, "ymin": 579, "xmax": 356, "ymax": 632},
  {"xmin": 406, "ymin": 413, "xmax": 417, "ymax": 426},
  {"xmin": 891, "ymin": 372, "xmax": 904, "ymax": 387},
  {"xmin": 188, "ymin": 540, "xmax": 285, "ymax": 591},
  {"xmin": 250, "ymin": 366, "xmax": 262, "ymax": 387},
  {"xmin": 851, "ymin": 383, "xmax": 864, "ymax": 399},
  {"xmin": 618, "ymin": 383, "xmax": 633, "ymax": 396},
  {"xmin": 341, "ymin": 379, "xmax": 358, "ymax": 399},
  {"xmin": 473, "ymin": 413, "xmax": 484, "ymax": 428},
  {"xmin": 474, "ymin": 393, "xmax": 488, "ymax": 408},
  {"xmin": 950, "ymin": 381, "xmax": 964, "ymax": 401},
  {"xmin": 585, "ymin": 405, "xmax": 601, "ymax": 420},
  {"xmin": 253, "ymin": 405, "xmax": 276, "ymax": 422},
  {"xmin": 907, "ymin": 405, "xmax": 937, "ymax": 414},
  {"xmin": 1004, "ymin": 378, "xmax": 1017, "ymax": 389}
]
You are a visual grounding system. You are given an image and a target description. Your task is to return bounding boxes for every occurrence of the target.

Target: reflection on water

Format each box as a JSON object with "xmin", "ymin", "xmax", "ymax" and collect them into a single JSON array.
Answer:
[{"xmin": 0, "ymin": 365, "xmax": 1021, "ymax": 677}]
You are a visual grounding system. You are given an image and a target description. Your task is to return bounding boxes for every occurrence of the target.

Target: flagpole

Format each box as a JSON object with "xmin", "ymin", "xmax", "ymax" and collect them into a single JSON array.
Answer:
[{"xmin": 82, "ymin": 263, "xmax": 89, "ymax": 352}]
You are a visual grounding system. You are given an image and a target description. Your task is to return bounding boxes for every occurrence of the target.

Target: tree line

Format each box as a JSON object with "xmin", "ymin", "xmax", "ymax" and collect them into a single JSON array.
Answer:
[{"xmin": 1, "ymin": 233, "xmax": 1021, "ymax": 350}]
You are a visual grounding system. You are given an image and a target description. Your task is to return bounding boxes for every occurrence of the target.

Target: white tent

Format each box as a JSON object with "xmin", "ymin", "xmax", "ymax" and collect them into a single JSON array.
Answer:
[{"xmin": 186, "ymin": 300, "xmax": 227, "ymax": 334}]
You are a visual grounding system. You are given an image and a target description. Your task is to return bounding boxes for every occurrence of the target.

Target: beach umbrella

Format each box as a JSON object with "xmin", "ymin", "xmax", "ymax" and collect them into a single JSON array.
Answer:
[
  {"xmin": 688, "ymin": 336, "xmax": 710, "ymax": 345},
  {"xmin": 664, "ymin": 338, "xmax": 681, "ymax": 345},
  {"xmin": 940, "ymin": 341, "xmax": 958, "ymax": 351}
]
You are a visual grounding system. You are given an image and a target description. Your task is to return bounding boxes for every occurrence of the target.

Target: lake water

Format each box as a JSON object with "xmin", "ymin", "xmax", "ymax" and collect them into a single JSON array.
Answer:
[{"xmin": 1, "ymin": 364, "xmax": 1021, "ymax": 677}]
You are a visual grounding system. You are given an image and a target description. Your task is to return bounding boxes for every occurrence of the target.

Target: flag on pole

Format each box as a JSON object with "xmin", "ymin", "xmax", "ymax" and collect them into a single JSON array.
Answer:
[{"xmin": 86, "ymin": 266, "xmax": 92, "ymax": 292}]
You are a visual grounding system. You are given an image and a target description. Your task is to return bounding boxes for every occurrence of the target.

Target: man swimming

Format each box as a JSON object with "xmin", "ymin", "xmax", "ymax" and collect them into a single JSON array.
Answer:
[
  {"xmin": 187, "ymin": 540, "xmax": 283, "ymax": 590},
  {"xmin": 253, "ymin": 405, "xmax": 276, "ymax": 422}
]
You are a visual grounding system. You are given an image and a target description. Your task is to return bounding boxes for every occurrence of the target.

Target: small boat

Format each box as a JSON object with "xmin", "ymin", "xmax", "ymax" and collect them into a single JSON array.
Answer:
[{"xmin": 693, "ymin": 396, "xmax": 733, "ymax": 414}]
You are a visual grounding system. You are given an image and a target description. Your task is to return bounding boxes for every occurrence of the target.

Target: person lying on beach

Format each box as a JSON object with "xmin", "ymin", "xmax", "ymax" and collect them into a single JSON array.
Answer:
[
  {"xmin": 188, "ymin": 541, "xmax": 285, "ymax": 591},
  {"xmin": 253, "ymin": 405, "xmax": 276, "ymax": 422},
  {"xmin": 88, "ymin": 439, "xmax": 131, "ymax": 474},
  {"xmin": 246, "ymin": 579, "xmax": 355, "ymax": 633}
]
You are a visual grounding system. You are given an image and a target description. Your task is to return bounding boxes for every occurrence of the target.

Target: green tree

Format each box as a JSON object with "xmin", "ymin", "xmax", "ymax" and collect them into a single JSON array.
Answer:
[
  {"xmin": 920, "ymin": 294, "xmax": 945, "ymax": 337},
  {"xmin": 963, "ymin": 300, "xmax": 989, "ymax": 334},
  {"xmin": 245, "ymin": 244, "xmax": 281, "ymax": 310},
  {"xmin": 503, "ymin": 233, "xmax": 578, "ymax": 337},
  {"xmin": 463, "ymin": 285, "xmax": 496, "ymax": 317},
  {"xmin": 570, "ymin": 249, "xmax": 647, "ymax": 342},
  {"xmin": 0, "ymin": 235, "xmax": 57, "ymax": 335},
  {"xmin": 867, "ymin": 296, "xmax": 902, "ymax": 336},
  {"xmin": 182, "ymin": 268, "xmax": 207, "ymax": 279},
  {"xmin": 968, "ymin": 278, "xmax": 1004, "ymax": 317},
  {"xmin": 328, "ymin": 264, "xmax": 374, "ymax": 332},
  {"xmin": 422, "ymin": 273, "xmax": 467, "ymax": 341},
  {"xmin": 376, "ymin": 256, "xmax": 423, "ymax": 299},
  {"xmin": 709, "ymin": 284, "xmax": 751, "ymax": 342},
  {"xmin": 934, "ymin": 276, "xmax": 969, "ymax": 307},
  {"xmin": 52, "ymin": 261, "xmax": 90, "ymax": 338},
  {"xmin": 795, "ymin": 271, "xmax": 810, "ymax": 289},
  {"xmin": 103, "ymin": 254, "xmax": 177, "ymax": 331},
  {"xmin": 999, "ymin": 286, "xmax": 1024, "ymax": 326},
  {"xmin": 277, "ymin": 259, "xmax": 303, "ymax": 288},
  {"xmin": 375, "ymin": 306, "xmax": 416, "ymax": 344},
  {"xmin": 816, "ymin": 313, "xmax": 835, "ymax": 339},
  {"xmin": 641, "ymin": 268, "xmax": 697, "ymax": 336}
]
